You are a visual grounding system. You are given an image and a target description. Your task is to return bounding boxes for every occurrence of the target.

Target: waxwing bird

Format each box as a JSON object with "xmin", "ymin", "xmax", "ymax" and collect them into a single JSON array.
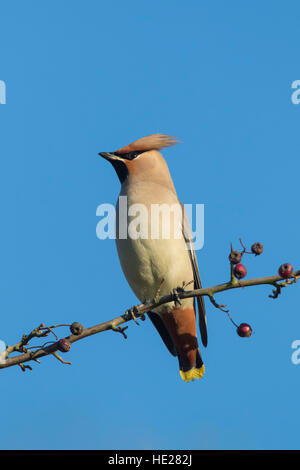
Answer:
[{"xmin": 99, "ymin": 134, "xmax": 207, "ymax": 382}]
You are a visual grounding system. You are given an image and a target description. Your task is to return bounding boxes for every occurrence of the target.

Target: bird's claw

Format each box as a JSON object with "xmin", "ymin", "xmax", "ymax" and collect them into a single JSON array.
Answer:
[
  {"xmin": 172, "ymin": 286, "xmax": 184, "ymax": 307},
  {"xmin": 126, "ymin": 306, "xmax": 140, "ymax": 325}
]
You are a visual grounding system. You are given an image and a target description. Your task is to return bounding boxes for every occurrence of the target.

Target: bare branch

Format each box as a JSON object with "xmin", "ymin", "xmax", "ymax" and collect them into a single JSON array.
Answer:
[{"xmin": 1, "ymin": 270, "xmax": 299, "ymax": 371}]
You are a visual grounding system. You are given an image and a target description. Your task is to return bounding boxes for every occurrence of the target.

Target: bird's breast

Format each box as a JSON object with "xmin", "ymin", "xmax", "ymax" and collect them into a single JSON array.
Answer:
[{"xmin": 115, "ymin": 183, "xmax": 194, "ymax": 311}]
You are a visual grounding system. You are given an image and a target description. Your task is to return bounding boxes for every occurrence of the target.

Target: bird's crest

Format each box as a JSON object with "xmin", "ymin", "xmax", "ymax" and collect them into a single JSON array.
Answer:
[{"xmin": 116, "ymin": 134, "xmax": 179, "ymax": 154}]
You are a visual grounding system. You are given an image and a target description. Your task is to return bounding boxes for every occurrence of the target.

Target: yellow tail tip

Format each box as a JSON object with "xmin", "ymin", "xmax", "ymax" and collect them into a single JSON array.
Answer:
[{"xmin": 180, "ymin": 364, "xmax": 205, "ymax": 383}]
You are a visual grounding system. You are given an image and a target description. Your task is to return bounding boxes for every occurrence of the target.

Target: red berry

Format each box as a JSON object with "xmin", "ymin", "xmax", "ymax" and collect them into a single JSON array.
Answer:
[
  {"xmin": 237, "ymin": 323, "xmax": 252, "ymax": 338},
  {"xmin": 234, "ymin": 263, "xmax": 247, "ymax": 279},
  {"xmin": 57, "ymin": 338, "xmax": 71, "ymax": 353},
  {"xmin": 278, "ymin": 263, "xmax": 293, "ymax": 279}
]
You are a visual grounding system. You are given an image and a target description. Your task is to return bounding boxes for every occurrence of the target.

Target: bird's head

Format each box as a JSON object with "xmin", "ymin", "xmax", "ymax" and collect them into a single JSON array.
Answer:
[{"xmin": 99, "ymin": 134, "xmax": 179, "ymax": 184}]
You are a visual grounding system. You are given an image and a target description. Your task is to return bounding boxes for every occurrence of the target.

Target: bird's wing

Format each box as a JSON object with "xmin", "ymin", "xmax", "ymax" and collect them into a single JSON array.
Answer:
[
  {"xmin": 180, "ymin": 202, "xmax": 208, "ymax": 347},
  {"xmin": 148, "ymin": 311, "xmax": 177, "ymax": 356}
]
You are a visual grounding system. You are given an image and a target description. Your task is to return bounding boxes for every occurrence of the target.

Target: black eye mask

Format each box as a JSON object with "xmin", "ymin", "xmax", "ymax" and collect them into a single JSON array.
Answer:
[{"xmin": 113, "ymin": 150, "xmax": 145, "ymax": 160}]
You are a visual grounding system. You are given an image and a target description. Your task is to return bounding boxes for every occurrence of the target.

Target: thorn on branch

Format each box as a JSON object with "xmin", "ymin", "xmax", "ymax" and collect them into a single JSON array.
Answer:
[
  {"xmin": 52, "ymin": 351, "xmax": 71, "ymax": 365},
  {"xmin": 18, "ymin": 363, "xmax": 33, "ymax": 372},
  {"xmin": 269, "ymin": 282, "xmax": 284, "ymax": 299},
  {"xmin": 111, "ymin": 324, "xmax": 128, "ymax": 339}
]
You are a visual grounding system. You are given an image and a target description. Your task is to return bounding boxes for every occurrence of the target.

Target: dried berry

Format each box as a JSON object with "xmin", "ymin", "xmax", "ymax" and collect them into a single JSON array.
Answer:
[
  {"xmin": 229, "ymin": 250, "xmax": 242, "ymax": 264},
  {"xmin": 234, "ymin": 263, "xmax": 247, "ymax": 279},
  {"xmin": 237, "ymin": 323, "xmax": 252, "ymax": 338},
  {"xmin": 251, "ymin": 242, "xmax": 264, "ymax": 256},
  {"xmin": 57, "ymin": 338, "xmax": 71, "ymax": 353},
  {"xmin": 70, "ymin": 322, "xmax": 83, "ymax": 335},
  {"xmin": 278, "ymin": 263, "xmax": 293, "ymax": 279}
]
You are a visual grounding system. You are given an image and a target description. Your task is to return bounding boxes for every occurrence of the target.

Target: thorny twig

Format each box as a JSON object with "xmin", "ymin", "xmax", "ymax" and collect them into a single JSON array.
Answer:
[
  {"xmin": 0, "ymin": 267, "xmax": 299, "ymax": 372},
  {"xmin": 269, "ymin": 276, "xmax": 298, "ymax": 299}
]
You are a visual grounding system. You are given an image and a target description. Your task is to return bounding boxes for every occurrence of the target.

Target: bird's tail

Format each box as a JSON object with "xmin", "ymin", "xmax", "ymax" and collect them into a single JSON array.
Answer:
[{"xmin": 178, "ymin": 348, "xmax": 205, "ymax": 383}]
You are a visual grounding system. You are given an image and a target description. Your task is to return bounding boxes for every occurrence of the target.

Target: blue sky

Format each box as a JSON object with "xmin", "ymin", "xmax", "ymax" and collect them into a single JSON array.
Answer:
[{"xmin": 0, "ymin": 0, "xmax": 300, "ymax": 450}]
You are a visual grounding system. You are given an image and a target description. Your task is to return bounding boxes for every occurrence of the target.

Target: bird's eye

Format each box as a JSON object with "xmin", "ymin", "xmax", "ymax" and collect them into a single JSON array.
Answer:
[
  {"xmin": 119, "ymin": 151, "xmax": 143, "ymax": 160},
  {"xmin": 127, "ymin": 152, "xmax": 140, "ymax": 160}
]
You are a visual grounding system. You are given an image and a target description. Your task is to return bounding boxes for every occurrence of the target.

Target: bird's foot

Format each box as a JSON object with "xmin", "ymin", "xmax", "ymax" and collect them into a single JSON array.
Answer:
[
  {"xmin": 172, "ymin": 286, "xmax": 185, "ymax": 307},
  {"xmin": 125, "ymin": 305, "xmax": 140, "ymax": 325}
]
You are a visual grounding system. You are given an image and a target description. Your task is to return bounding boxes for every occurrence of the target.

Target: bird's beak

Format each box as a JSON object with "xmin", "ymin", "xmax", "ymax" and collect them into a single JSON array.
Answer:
[
  {"xmin": 99, "ymin": 151, "xmax": 128, "ymax": 183},
  {"xmin": 99, "ymin": 152, "xmax": 115, "ymax": 161}
]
